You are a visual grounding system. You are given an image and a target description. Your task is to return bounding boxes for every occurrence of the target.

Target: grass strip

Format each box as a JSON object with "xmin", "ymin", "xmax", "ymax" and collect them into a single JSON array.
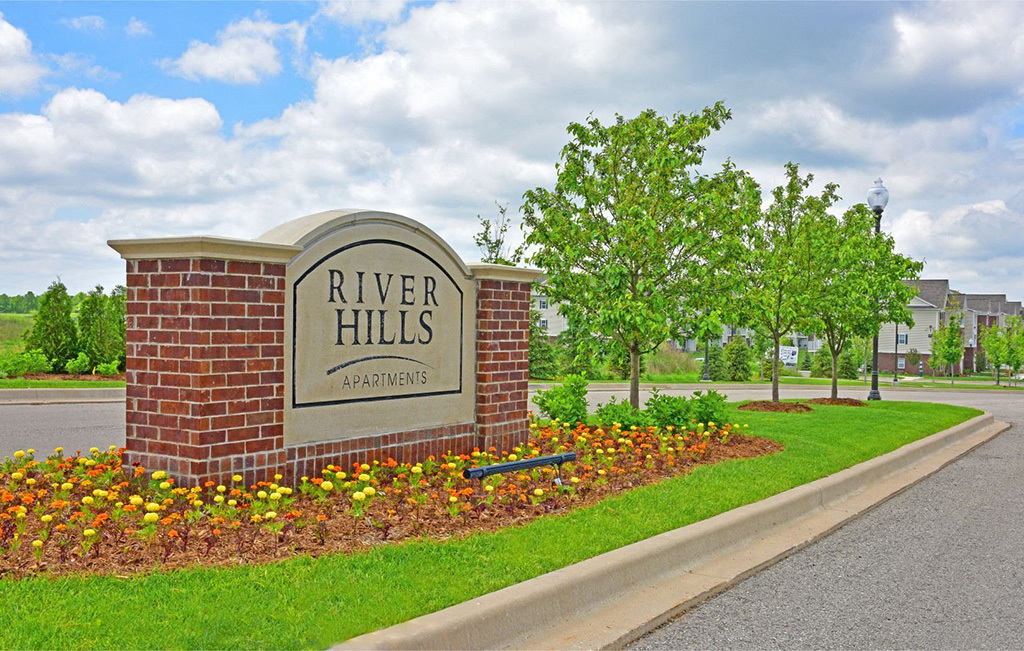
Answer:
[
  {"xmin": 0, "ymin": 379, "xmax": 126, "ymax": 389},
  {"xmin": 0, "ymin": 401, "xmax": 980, "ymax": 650}
]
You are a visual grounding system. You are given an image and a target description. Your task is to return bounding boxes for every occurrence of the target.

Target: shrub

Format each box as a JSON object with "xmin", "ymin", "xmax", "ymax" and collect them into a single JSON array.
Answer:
[
  {"xmin": 594, "ymin": 396, "xmax": 648, "ymax": 428},
  {"xmin": 0, "ymin": 349, "xmax": 53, "ymax": 376},
  {"xmin": 532, "ymin": 374, "xmax": 589, "ymax": 424},
  {"xmin": 722, "ymin": 337, "xmax": 753, "ymax": 381},
  {"xmin": 95, "ymin": 360, "xmax": 121, "ymax": 376},
  {"xmin": 78, "ymin": 285, "xmax": 126, "ymax": 369},
  {"xmin": 689, "ymin": 390, "xmax": 729, "ymax": 425},
  {"xmin": 799, "ymin": 349, "xmax": 812, "ymax": 370},
  {"xmin": 810, "ymin": 350, "xmax": 832, "ymax": 378},
  {"xmin": 705, "ymin": 343, "xmax": 727, "ymax": 381},
  {"xmin": 65, "ymin": 352, "xmax": 92, "ymax": 375},
  {"xmin": 644, "ymin": 389, "xmax": 690, "ymax": 428},
  {"xmin": 24, "ymin": 279, "xmax": 78, "ymax": 370},
  {"xmin": 838, "ymin": 347, "xmax": 859, "ymax": 379}
]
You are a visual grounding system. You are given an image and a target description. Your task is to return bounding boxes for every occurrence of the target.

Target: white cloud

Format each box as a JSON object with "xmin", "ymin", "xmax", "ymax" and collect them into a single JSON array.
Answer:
[
  {"xmin": 126, "ymin": 17, "xmax": 152, "ymax": 37},
  {"xmin": 0, "ymin": 13, "xmax": 48, "ymax": 97},
  {"xmin": 162, "ymin": 13, "xmax": 305, "ymax": 84},
  {"xmin": 50, "ymin": 53, "xmax": 120, "ymax": 82},
  {"xmin": 61, "ymin": 15, "xmax": 106, "ymax": 33},
  {"xmin": 317, "ymin": 0, "xmax": 407, "ymax": 26}
]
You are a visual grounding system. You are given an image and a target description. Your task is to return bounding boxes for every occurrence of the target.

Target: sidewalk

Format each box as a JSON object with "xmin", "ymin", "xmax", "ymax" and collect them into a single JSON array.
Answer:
[{"xmin": 0, "ymin": 387, "xmax": 125, "ymax": 405}]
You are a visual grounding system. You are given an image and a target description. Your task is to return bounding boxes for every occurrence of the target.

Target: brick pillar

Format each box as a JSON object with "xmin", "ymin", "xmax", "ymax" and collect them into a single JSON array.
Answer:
[
  {"xmin": 470, "ymin": 265, "xmax": 540, "ymax": 455},
  {"xmin": 112, "ymin": 237, "xmax": 300, "ymax": 485}
]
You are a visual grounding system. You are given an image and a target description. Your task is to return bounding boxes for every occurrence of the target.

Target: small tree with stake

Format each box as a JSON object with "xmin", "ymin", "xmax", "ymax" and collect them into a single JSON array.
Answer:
[{"xmin": 931, "ymin": 298, "xmax": 965, "ymax": 387}]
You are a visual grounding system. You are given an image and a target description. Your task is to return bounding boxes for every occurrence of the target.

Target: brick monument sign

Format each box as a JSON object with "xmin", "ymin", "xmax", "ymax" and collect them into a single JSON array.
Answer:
[{"xmin": 108, "ymin": 210, "xmax": 540, "ymax": 484}]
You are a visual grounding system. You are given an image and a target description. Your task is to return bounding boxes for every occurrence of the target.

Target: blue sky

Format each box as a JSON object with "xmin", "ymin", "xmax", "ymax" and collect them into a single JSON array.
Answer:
[{"xmin": 1, "ymin": 1, "xmax": 1024, "ymax": 300}]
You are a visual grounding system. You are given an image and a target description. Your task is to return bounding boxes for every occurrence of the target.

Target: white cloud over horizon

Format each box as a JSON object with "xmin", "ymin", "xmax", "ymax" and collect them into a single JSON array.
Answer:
[{"xmin": 1, "ymin": 1, "xmax": 1024, "ymax": 303}]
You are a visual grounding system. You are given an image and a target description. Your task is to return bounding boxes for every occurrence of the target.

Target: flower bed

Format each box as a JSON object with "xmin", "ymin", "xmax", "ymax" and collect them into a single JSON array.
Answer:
[{"xmin": 0, "ymin": 419, "xmax": 780, "ymax": 579}]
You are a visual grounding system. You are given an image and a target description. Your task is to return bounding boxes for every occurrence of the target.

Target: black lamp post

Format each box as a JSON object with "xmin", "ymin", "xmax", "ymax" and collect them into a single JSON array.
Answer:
[
  {"xmin": 866, "ymin": 178, "xmax": 889, "ymax": 401},
  {"xmin": 893, "ymin": 322, "xmax": 900, "ymax": 386}
]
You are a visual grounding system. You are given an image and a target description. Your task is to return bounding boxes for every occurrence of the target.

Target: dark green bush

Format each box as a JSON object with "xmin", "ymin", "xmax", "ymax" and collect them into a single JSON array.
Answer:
[
  {"xmin": 594, "ymin": 396, "xmax": 648, "ymax": 428},
  {"xmin": 65, "ymin": 352, "xmax": 92, "ymax": 375},
  {"xmin": 0, "ymin": 349, "xmax": 53, "ymax": 376},
  {"xmin": 644, "ymin": 389, "xmax": 690, "ymax": 428},
  {"xmin": 689, "ymin": 390, "xmax": 729, "ymax": 425}
]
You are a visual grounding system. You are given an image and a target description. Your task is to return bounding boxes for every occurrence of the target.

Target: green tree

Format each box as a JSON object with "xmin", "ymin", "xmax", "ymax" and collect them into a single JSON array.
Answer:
[
  {"xmin": 905, "ymin": 348, "xmax": 921, "ymax": 375},
  {"xmin": 24, "ymin": 279, "xmax": 78, "ymax": 370},
  {"xmin": 474, "ymin": 201, "xmax": 526, "ymax": 266},
  {"xmin": 705, "ymin": 342, "xmax": 727, "ymax": 381},
  {"xmin": 523, "ymin": 104, "xmax": 755, "ymax": 407},
  {"xmin": 931, "ymin": 299, "xmax": 965, "ymax": 386},
  {"xmin": 1006, "ymin": 315, "xmax": 1024, "ymax": 386},
  {"xmin": 722, "ymin": 337, "xmax": 752, "ymax": 381},
  {"xmin": 981, "ymin": 324, "xmax": 1009, "ymax": 385},
  {"xmin": 78, "ymin": 285, "xmax": 126, "ymax": 369},
  {"xmin": 805, "ymin": 203, "xmax": 922, "ymax": 399},
  {"xmin": 735, "ymin": 162, "xmax": 835, "ymax": 402},
  {"xmin": 751, "ymin": 330, "xmax": 771, "ymax": 381},
  {"xmin": 974, "ymin": 345, "xmax": 987, "ymax": 373},
  {"xmin": 527, "ymin": 307, "xmax": 559, "ymax": 380}
]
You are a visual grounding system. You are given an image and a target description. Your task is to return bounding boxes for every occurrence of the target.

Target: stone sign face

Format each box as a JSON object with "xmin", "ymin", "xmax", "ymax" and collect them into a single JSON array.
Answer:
[
  {"xmin": 268, "ymin": 212, "xmax": 477, "ymax": 446},
  {"xmin": 292, "ymin": 239, "xmax": 465, "ymax": 407}
]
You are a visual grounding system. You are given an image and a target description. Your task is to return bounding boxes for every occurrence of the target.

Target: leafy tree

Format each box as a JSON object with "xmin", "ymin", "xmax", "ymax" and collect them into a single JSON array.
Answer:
[
  {"xmin": 723, "ymin": 337, "xmax": 752, "ymax": 381},
  {"xmin": 981, "ymin": 324, "xmax": 1010, "ymax": 385},
  {"xmin": 523, "ymin": 104, "xmax": 755, "ymax": 407},
  {"xmin": 735, "ymin": 163, "xmax": 835, "ymax": 402},
  {"xmin": 78, "ymin": 285, "xmax": 126, "ymax": 369},
  {"xmin": 751, "ymin": 330, "xmax": 771, "ymax": 381},
  {"xmin": 474, "ymin": 201, "xmax": 526, "ymax": 266},
  {"xmin": 24, "ymin": 279, "xmax": 78, "ymax": 370},
  {"xmin": 1006, "ymin": 315, "xmax": 1024, "ymax": 386},
  {"xmin": 974, "ymin": 345, "xmax": 987, "ymax": 373},
  {"xmin": 905, "ymin": 348, "xmax": 921, "ymax": 374},
  {"xmin": 527, "ymin": 306, "xmax": 559, "ymax": 380},
  {"xmin": 931, "ymin": 299, "xmax": 964, "ymax": 386},
  {"xmin": 804, "ymin": 202, "xmax": 922, "ymax": 399}
]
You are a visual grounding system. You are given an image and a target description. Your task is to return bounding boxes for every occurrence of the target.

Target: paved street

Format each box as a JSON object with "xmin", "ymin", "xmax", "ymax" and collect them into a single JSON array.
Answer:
[{"xmin": 3, "ymin": 384, "xmax": 1022, "ymax": 649}]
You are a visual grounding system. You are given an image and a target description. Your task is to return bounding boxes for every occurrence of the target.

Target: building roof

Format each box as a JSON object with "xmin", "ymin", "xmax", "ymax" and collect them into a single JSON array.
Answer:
[
  {"xmin": 905, "ymin": 279, "xmax": 950, "ymax": 310},
  {"xmin": 962, "ymin": 294, "xmax": 1007, "ymax": 313}
]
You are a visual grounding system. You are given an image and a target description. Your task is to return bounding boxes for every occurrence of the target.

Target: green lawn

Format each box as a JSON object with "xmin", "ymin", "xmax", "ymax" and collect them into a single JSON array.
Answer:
[
  {"xmin": 0, "ymin": 378, "xmax": 125, "ymax": 389},
  {"xmin": 0, "ymin": 401, "xmax": 981, "ymax": 649},
  {"xmin": 0, "ymin": 313, "xmax": 31, "ymax": 355}
]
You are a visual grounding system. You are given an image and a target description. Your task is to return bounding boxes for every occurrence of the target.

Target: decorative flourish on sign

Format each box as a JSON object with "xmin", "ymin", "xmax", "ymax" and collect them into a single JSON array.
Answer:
[{"xmin": 325, "ymin": 355, "xmax": 434, "ymax": 376}]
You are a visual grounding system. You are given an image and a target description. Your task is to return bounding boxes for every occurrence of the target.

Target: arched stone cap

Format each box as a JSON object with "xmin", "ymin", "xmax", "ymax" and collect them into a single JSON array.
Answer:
[{"xmin": 258, "ymin": 209, "xmax": 474, "ymax": 280}]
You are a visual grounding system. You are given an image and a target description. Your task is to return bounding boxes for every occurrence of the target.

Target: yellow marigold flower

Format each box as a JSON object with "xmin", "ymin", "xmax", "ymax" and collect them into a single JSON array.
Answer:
[
  {"xmin": 274, "ymin": 474, "xmax": 283, "ymax": 480},
  {"xmin": 216, "ymin": 485, "xmax": 226, "ymax": 493},
  {"xmin": 598, "ymin": 469, "xmax": 607, "ymax": 476},
  {"xmin": 449, "ymin": 496, "xmax": 458, "ymax": 503},
  {"xmin": 32, "ymin": 540, "xmax": 43, "ymax": 548},
  {"xmin": 109, "ymin": 445, "xmax": 117, "ymax": 451},
  {"xmin": 41, "ymin": 514, "xmax": 53, "ymax": 523},
  {"xmin": 360, "ymin": 463, "xmax": 370, "ymax": 471},
  {"xmin": 89, "ymin": 447, "xmax": 99, "ymax": 454},
  {"xmin": 145, "ymin": 502, "xmax": 160, "ymax": 512},
  {"xmin": 321, "ymin": 481, "xmax": 333, "ymax": 492},
  {"xmin": 264, "ymin": 511, "xmax": 276, "ymax": 520},
  {"xmin": 130, "ymin": 496, "xmax": 144, "ymax": 506},
  {"xmin": 159, "ymin": 482, "xmax": 170, "ymax": 490},
  {"xmin": 269, "ymin": 493, "xmax": 281, "ymax": 501},
  {"xmin": 228, "ymin": 499, "xmax": 237, "ymax": 506},
  {"xmin": 358, "ymin": 473, "xmax": 370, "ymax": 482},
  {"xmin": 571, "ymin": 477, "xmax": 581, "ymax": 484},
  {"xmin": 81, "ymin": 496, "xmax": 94, "ymax": 505},
  {"xmin": 279, "ymin": 487, "xmax": 292, "ymax": 495},
  {"xmin": 26, "ymin": 478, "xmax": 36, "ymax": 486},
  {"xmin": 85, "ymin": 460, "xmax": 96, "ymax": 467},
  {"xmin": 11, "ymin": 472, "xmax": 23, "ymax": 481},
  {"xmin": 55, "ymin": 447, "xmax": 63, "ymax": 454},
  {"xmin": 257, "ymin": 491, "xmax": 268, "ymax": 499},
  {"xmin": 14, "ymin": 450, "xmax": 25, "ymax": 459},
  {"xmin": 352, "ymin": 491, "xmax": 366, "ymax": 502},
  {"xmin": 232, "ymin": 475, "xmax": 242, "ymax": 482},
  {"xmin": 533, "ymin": 489, "xmax": 544, "ymax": 496},
  {"xmin": 411, "ymin": 467, "xmax": 422, "ymax": 475},
  {"xmin": 485, "ymin": 485, "xmax": 495, "ymax": 492},
  {"xmin": 192, "ymin": 500, "xmax": 203, "ymax": 507},
  {"xmin": 363, "ymin": 487, "xmax": 376, "ymax": 497},
  {"xmin": 335, "ymin": 471, "xmax": 346, "ymax": 479},
  {"xmin": 214, "ymin": 495, "xmax": 224, "ymax": 503},
  {"xmin": 251, "ymin": 514, "xmax": 263, "ymax": 523},
  {"xmin": 143, "ymin": 512, "xmax": 159, "ymax": 523},
  {"xmin": 508, "ymin": 454, "xmax": 518, "ymax": 461},
  {"xmin": 83, "ymin": 529, "xmax": 96, "ymax": 537},
  {"xmin": 269, "ymin": 483, "xmax": 278, "ymax": 491},
  {"xmin": 152, "ymin": 471, "xmax": 167, "ymax": 480},
  {"xmin": 61, "ymin": 483, "xmax": 73, "ymax": 491}
]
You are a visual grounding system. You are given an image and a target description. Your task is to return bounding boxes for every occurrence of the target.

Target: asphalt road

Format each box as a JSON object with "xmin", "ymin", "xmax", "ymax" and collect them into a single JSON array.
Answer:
[{"xmin": 630, "ymin": 385, "xmax": 1024, "ymax": 650}]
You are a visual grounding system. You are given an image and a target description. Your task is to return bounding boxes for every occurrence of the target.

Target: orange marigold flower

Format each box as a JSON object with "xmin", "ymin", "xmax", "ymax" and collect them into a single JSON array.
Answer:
[
  {"xmin": 316, "ymin": 514, "xmax": 328, "ymax": 521},
  {"xmin": 212, "ymin": 528, "xmax": 222, "ymax": 535},
  {"xmin": 160, "ymin": 517, "xmax": 173, "ymax": 525},
  {"xmin": 167, "ymin": 530, "xmax": 179, "ymax": 537},
  {"xmin": 123, "ymin": 504, "xmax": 137, "ymax": 512},
  {"xmin": 124, "ymin": 528, "xmax": 135, "ymax": 535}
]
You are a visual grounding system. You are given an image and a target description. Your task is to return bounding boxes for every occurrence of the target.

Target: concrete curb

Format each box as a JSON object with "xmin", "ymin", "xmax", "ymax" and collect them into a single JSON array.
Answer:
[
  {"xmin": 337, "ymin": 413, "xmax": 1008, "ymax": 651},
  {"xmin": 0, "ymin": 388, "xmax": 125, "ymax": 405}
]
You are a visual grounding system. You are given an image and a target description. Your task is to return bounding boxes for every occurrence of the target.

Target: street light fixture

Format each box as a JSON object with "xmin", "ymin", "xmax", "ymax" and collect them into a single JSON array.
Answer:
[{"xmin": 867, "ymin": 178, "xmax": 889, "ymax": 401}]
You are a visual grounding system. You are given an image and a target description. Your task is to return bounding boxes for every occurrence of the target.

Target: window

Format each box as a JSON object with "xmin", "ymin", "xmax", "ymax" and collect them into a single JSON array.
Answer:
[
  {"xmin": 898, "ymin": 333, "xmax": 908, "ymax": 345},
  {"xmin": 897, "ymin": 357, "xmax": 906, "ymax": 370},
  {"xmin": 539, "ymin": 318, "xmax": 548, "ymax": 329},
  {"xmin": 538, "ymin": 298, "xmax": 548, "ymax": 310}
]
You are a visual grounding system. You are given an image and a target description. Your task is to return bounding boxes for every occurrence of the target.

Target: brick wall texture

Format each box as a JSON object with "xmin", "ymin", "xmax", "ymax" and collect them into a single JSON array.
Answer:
[{"xmin": 124, "ymin": 260, "xmax": 532, "ymax": 486}]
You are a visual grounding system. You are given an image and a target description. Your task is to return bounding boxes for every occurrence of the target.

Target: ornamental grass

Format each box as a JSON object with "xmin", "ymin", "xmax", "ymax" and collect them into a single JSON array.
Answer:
[{"xmin": 0, "ymin": 419, "xmax": 778, "ymax": 579}]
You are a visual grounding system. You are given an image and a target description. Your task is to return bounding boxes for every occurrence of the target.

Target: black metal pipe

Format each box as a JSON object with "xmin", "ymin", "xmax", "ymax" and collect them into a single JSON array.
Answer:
[{"xmin": 462, "ymin": 452, "xmax": 577, "ymax": 480}]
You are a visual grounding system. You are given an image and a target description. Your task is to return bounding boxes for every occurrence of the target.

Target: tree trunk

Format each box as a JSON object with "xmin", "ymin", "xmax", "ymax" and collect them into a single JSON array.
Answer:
[
  {"xmin": 629, "ymin": 343, "xmax": 641, "ymax": 409},
  {"xmin": 996, "ymin": 366, "xmax": 1001, "ymax": 386},
  {"xmin": 831, "ymin": 351, "xmax": 839, "ymax": 400},
  {"xmin": 771, "ymin": 337, "xmax": 780, "ymax": 403}
]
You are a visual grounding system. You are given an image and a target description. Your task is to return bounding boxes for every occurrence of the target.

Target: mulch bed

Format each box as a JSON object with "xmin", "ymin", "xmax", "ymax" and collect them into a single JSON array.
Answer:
[
  {"xmin": 805, "ymin": 398, "xmax": 868, "ymax": 407},
  {"xmin": 737, "ymin": 401, "xmax": 814, "ymax": 413},
  {"xmin": 0, "ymin": 429, "xmax": 783, "ymax": 579},
  {"xmin": 19, "ymin": 373, "xmax": 125, "ymax": 382}
]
